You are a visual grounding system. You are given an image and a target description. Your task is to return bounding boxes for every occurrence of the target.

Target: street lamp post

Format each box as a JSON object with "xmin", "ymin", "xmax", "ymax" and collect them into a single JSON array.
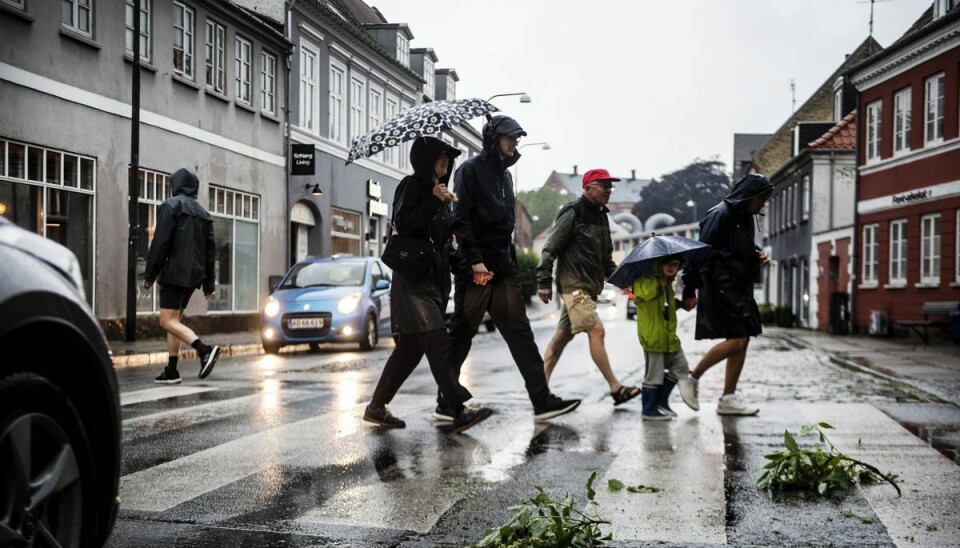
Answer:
[
  {"xmin": 515, "ymin": 142, "xmax": 550, "ymax": 194},
  {"xmin": 487, "ymin": 92, "xmax": 532, "ymax": 104},
  {"xmin": 686, "ymin": 199, "xmax": 698, "ymax": 224}
]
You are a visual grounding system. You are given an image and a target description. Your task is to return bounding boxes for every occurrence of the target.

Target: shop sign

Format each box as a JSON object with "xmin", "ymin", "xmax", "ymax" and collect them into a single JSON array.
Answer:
[
  {"xmin": 291, "ymin": 144, "xmax": 315, "ymax": 175},
  {"xmin": 368, "ymin": 200, "xmax": 388, "ymax": 217},
  {"xmin": 367, "ymin": 179, "xmax": 382, "ymax": 199}
]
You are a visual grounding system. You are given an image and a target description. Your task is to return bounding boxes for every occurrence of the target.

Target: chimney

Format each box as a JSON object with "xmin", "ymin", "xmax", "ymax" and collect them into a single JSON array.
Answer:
[
  {"xmin": 573, "ymin": 164, "xmax": 578, "ymax": 175},
  {"xmin": 631, "ymin": 169, "xmax": 636, "ymax": 180}
]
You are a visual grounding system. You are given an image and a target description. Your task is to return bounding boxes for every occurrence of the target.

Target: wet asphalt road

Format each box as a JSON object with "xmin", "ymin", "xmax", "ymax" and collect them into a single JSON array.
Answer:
[{"xmin": 107, "ymin": 295, "xmax": 960, "ymax": 547}]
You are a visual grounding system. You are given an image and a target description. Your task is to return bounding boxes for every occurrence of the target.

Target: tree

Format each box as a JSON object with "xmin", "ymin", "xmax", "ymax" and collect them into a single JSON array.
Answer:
[
  {"xmin": 632, "ymin": 159, "xmax": 731, "ymax": 226},
  {"xmin": 517, "ymin": 187, "xmax": 573, "ymax": 238}
]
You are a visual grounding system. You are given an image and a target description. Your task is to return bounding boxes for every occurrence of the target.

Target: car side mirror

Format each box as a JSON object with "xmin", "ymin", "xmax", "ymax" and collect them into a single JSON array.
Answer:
[{"xmin": 375, "ymin": 279, "xmax": 390, "ymax": 290}]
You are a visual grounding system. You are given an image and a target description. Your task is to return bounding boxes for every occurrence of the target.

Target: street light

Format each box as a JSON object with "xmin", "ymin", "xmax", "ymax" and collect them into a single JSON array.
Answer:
[
  {"xmin": 686, "ymin": 199, "xmax": 698, "ymax": 224},
  {"xmin": 515, "ymin": 142, "xmax": 550, "ymax": 193},
  {"xmin": 487, "ymin": 92, "xmax": 531, "ymax": 104}
]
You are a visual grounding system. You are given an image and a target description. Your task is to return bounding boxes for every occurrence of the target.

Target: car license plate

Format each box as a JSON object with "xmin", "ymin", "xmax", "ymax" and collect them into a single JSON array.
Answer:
[{"xmin": 289, "ymin": 317, "xmax": 324, "ymax": 329}]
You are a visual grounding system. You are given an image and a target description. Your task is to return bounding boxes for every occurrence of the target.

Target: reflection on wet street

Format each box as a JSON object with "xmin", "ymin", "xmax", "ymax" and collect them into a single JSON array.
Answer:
[{"xmin": 108, "ymin": 299, "xmax": 960, "ymax": 547}]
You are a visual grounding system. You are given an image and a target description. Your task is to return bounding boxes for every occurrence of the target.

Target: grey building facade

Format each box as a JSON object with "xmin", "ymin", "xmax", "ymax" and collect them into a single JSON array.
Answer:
[{"xmin": 0, "ymin": 1, "xmax": 290, "ymax": 338}]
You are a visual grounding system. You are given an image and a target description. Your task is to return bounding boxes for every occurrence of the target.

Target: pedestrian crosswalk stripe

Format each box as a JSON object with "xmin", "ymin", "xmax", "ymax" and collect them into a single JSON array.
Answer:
[
  {"xmin": 798, "ymin": 403, "xmax": 960, "ymax": 548},
  {"xmin": 120, "ymin": 385, "xmax": 218, "ymax": 406},
  {"xmin": 592, "ymin": 411, "xmax": 727, "ymax": 544}
]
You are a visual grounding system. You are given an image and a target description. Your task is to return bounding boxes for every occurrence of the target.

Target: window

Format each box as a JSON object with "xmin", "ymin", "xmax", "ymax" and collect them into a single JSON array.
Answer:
[
  {"xmin": 208, "ymin": 186, "xmax": 260, "ymax": 313},
  {"xmin": 865, "ymin": 100, "xmax": 881, "ymax": 161},
  {"xmin": 925, "ymin": 73, "xmax": 944, "ymax": 144},
  {"xmin": 260, "ymin": 51, "xmax": 276, "ymax": 114},
  {"xmin": 893, "ymin": 87, "xmax": 911, "ymax": 153},
  {"xmin": 423, "ymin": 57, "xmax": 435, "ymax": 100},
  {"xmin": 125, "ymin": 0, "xmax": 151, "ymax": 62},
  {"xmin": 920, "ymin": 214, "xmax": 941, "ymax": 283},
  {"xmin": 299, "ymin": 44, "xmax": 316, "ymax": 131},
  {"xmin": 204, "ymin": 19, "xmax": 225, "ymax": 93},
  {"xmin": 779, "ymin": 191, "xmax": 785, "ymax": 231},
  {"xmin": 447, "ymin": 77, "xmax": 456, "ymax": 101},
  {"xmin": 384, "ymin": 95, "xmax": 398, "ymax": 165},
  {"xmin": 396, "ymin": 34, "xmax": 409, "ymax": 67},
  {"xmin": 801, "ymin": 175, "xmax": 810, "ymax": 222},
  {"xmin": 62, "ymin": 0, "xmax": 93, "ymax": 36},
  {"xmin": 1, "ymin": 0, "xmax": 25, "ymax": 9},
  {"xmin": 889, "ymin": 219, "xmax": 907, "ymax": 285},
  {"xmin": 350, "ymin": 77, "xmax": 365, "ymax": 142},
  {"xmin": 862, "ymin": 224, "xmax": 878, "ymax": 284},
  {"xmin": 368, "ymin": 86, "xmax": 382, "ymax": 133},
  {"xmin": 934, "ymin": 0, "xmax": 951, "ymax": 18},
  {"xmin": 234, "ymin": 36, "xmax": 252, "ymax": 104},
  {"xmin": 331, "ymin": 208, "xmax": 362, "ymax": 256},
  {"xmin": 136, "ymin": 168, "xmax": 172, "ymax": 312},
  {"xmin": 790, "ymin": 182, "xmax": 797, "ymax": 226},
  {"xmin": 173, "ymin": 2, "xmax": 194, "ymax": 78},
  {"xmin": 328, "ymin": 60, "xmax": 346, "ymax": 144}
]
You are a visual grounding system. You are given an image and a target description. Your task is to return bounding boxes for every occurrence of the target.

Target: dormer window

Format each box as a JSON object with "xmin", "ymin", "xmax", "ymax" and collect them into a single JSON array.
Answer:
[
  {"xmin": 424, "ymin": 58, "xmax": 435, "ymax": 100},
  {"xmin": 832, "ymin": 77, "xmax": 844, "ymax": 121},
  {"xmin": 933, "ymin": 0, "xmax": 954, "ymax": 19},
  {"xmin": 447, "ymin": 76, "xmax": 456, "ymax": 101},
  {"xmin": 396, "ymin": 34, "xmax": 409, "ymax": 67}
]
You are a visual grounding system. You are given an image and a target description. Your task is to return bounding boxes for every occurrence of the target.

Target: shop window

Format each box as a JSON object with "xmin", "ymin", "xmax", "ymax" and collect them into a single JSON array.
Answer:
[
  {"xmin": 331, "ymin": 207, "xmax": 361, "ymax": 256},
  {"xmin": 208, "ymin": 185, "xmax": 260, "ymax": 312}
]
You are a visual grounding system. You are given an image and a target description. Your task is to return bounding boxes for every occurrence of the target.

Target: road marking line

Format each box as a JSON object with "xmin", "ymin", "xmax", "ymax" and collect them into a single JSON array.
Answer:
[{"xmin": 120, "ymin": 386, "xmax": 218, "ymax": 406}]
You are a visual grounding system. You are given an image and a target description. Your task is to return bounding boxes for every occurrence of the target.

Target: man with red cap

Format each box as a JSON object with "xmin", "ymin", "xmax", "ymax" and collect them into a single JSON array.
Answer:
[{"xmin": 536, "ymin": 168, "xmax": 641, "ymax": 406}]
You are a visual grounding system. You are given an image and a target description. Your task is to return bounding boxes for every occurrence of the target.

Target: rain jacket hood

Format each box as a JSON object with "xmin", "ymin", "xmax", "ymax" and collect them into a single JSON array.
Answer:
[
  {"xmin": 480, "ymin": 115, "xmax": 523, "ymax": 170},
  {"xmin": 171, "ymin": 167, "xmax": 200, "ymax": 198},
  {"xmin": 723, "ymin": 173, "xmax": 773, "ymax": 210},
  {"xmin": 410, "ymin": 136, "xmax": 461, "ymax": 187}
]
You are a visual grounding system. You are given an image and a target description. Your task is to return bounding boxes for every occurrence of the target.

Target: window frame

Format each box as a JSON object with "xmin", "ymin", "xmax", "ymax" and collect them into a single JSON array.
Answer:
[
  {"xmin": 172, "ymin": 1, "xmax": 194, "ymax": 79},
  {"xmin": 368, "ymin": 85, "xmax": 383, "ymax": 136},
  {"xmin": 924, "ymin": 73, "xmax": 945, "ymax": 145},
  {"xmin": 383, "ymin": 94, "xmax": 399, "ymax": 166},
  {"xmin": 396, "ymin": 34, "xmax": 409, "ymax": 67},
  {"xmin": 204, "ymin": 19, "xmax": 226, "ymax": 94},
  {"xmin": 207, "ymin": 185, "xmax": 261, "ymax": 313},
  {"xmin": 234, "ymin": 35, "xmax": 253, "ymax": 104},
  {"xmin": 423, "ymin": 57, "xmax": 435, "ymax": 100},
  {"xmin": 801, "ymin": 175, "xmax": 810, "ymax": 222},
  {"xmin": 62, "ymin": 0, "xmax": 93, "ymax": 37},
  {"xmin": 299, "ymin": 42, "xmax": 317, "ymax": 131},
  {"xmin": 125, "ymin": 0, "xmax": 152, "ymax": 62},
  {"xmin": 888, "ymin": 218, "xmax": 907, "ymax": 285},
  {"xmin": 893, "ymin": 87, "xmax": 911, "ymax": 154},
  {"xmin": 920, "ymin": 213, "xmax": 941, "ymax": 284},
  {"xmin": 328, "ymin": 57, "xmax": 347, "ymax": 144},
  {"xmin": 260, "ymin": 50, "xmax": 276, "ymax": 115},
  {"xmin": 862, "ymin": 223, "xmax": 879, "ymax": 285},
  {"xmin": 349, "ymin": 75, "xmax": 366, "ymax": 142},
  {"xmin": 865, "ymin": 100, "xmax": 881, "ymax": 162}
]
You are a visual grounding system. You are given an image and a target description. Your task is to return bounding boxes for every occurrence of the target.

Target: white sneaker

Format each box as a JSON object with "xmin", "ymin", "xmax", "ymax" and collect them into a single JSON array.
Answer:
[
  {"xmin": 679, "ymin": 376, "xmax": 699, "ymax": 411},
  {"xmin": 716, "ymin": 394, "xmax": 759, "ymax": 416}
]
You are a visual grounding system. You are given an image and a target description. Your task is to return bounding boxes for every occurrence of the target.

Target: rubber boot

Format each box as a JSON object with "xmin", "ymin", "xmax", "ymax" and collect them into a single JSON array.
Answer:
[
  {"xmin": 641, "ymin": 386, "xmax": 671, "ymax": 421},
  {"xmin": 657, "ymin": 378, "xmax": 678, "ymax": 417}
]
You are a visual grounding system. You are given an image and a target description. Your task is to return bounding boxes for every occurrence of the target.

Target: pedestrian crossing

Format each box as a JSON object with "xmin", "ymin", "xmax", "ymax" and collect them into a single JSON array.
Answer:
[{"xmin": 116, "ymin": 384, "xmax": 960, "ymax": 546}]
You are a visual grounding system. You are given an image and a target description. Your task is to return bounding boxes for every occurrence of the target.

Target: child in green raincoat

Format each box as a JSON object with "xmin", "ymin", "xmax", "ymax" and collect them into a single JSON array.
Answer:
[{"xmin": 632, "ymin": 255, "xmax": 699, "ymax": 421}]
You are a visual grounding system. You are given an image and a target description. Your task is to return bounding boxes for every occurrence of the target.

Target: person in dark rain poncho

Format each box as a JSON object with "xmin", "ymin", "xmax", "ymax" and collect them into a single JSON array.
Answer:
[
  {"xmin": 679, "ymin": 173, "xmax": 774, "ymax": 416},
  {"xmin": 363, "ymin": 136, "xmax": 493, "ymax": 434}
]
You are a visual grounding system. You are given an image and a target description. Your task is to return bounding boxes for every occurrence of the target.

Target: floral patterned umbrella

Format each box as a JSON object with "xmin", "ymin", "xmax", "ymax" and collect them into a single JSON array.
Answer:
[{"xmin": 346, "ymin": 98, "xmax": 499, "ymax": 164}]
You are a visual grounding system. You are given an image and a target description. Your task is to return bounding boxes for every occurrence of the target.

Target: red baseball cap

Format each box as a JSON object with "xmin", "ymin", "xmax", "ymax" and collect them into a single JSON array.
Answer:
[{"xmin": 582, "ymin": 168, "xmax": 621, "ymax": 188}]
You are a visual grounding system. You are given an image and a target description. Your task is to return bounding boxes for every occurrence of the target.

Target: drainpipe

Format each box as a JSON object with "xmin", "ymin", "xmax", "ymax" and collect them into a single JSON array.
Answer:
[
  {"xmin": 284, "ymin": 1, "xmax": 297, "ymax": 269},
  {"xmin": 851, "ymin": 93, "xmax": 861, "ymax": 334},
  {"xmin": 125, "ymin": 0, "xmax": 142, "ymax": 341}
]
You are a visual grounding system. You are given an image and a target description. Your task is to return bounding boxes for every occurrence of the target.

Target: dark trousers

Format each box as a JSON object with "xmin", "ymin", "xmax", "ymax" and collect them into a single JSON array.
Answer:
[
  {"xmin": 445, "ymin": 272, "xmax": 552, "ymax": 406},
  {"xmin": 370, "ymin": 328, "xmax": 470, "ymax": 415}
]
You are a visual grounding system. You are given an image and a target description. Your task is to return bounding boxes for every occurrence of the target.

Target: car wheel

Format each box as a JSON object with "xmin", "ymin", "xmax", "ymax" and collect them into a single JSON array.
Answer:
[
  {"xmin": 0, "ymin": 373, "xmax": 90, "ymax": 548},
  {"xmin": 359, "ymin": 314, "xmax": 378, "ymax": 351},
  {"xmin": 262, "ymin": 342, "xmax": 282, "ymax": 355}
]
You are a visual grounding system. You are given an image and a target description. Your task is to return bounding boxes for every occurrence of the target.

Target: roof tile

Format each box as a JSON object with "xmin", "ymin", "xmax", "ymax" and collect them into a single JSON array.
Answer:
[{"xmin": 807, "ymin": 111, "xmax": 857, "ymax": 150}]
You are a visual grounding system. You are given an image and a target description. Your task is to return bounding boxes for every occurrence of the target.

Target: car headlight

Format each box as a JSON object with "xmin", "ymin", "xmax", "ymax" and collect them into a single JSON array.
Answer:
[
  {"xmin": 264, "ymin": 296, "xmax": 280, "ymax": 318},
  {"xmin": 337, "ymin": 292, "xmax": 362, "ymax": 314}
]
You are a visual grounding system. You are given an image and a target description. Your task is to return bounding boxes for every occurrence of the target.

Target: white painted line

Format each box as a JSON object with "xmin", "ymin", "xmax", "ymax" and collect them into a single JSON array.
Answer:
[
  {"xmin": 798, "ymin": 403, "xmax": 960, "ymax": 548},
  {"xmin": 120, "ymin": 386, "xmax": 218, "ymax": 406}
]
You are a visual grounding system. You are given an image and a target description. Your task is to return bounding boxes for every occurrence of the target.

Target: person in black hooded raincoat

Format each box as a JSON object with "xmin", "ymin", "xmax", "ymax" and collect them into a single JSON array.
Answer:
[
  {"xmin": 679, "ymin": 173, "xmax": 773, "ymax": 416},
  {"xmin": 363, "ymin": 136, "xmax": 492, "ymax": 434}
]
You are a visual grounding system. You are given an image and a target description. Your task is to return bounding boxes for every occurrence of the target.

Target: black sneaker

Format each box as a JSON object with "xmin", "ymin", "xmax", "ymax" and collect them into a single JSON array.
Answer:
[
  {"xmin": 363, "ymin": 405, "xmax": 406, "ymax": 428},
  {"xmin": 534, "ymin": 395, "xmax": 581, "ymax": 422},
  {"xmin": 454, "ymin": 406, "xmax": 493, "ymax": 434},
  {"xmin": 154, "ymin": 369, "xmax": 182, "ymax": 384},
  {"xmin": 198, "ymin": 346, "xmax": 222, "ymax": 379},
  {"xmin": 431, "ymin": 403, "xmax": 456, "ymax": 422}
]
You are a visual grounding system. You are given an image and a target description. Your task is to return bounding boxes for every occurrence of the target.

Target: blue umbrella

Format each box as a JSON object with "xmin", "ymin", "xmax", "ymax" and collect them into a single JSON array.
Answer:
[{"xmin": 607, "ymin": 234, "xmax": 713, "ymax": 288}]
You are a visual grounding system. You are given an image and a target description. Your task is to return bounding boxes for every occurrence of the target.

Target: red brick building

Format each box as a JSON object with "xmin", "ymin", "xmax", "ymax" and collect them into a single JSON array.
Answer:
[{"xmin": 850, "ymin": 3, "xmax": 960, "ymax": 334}]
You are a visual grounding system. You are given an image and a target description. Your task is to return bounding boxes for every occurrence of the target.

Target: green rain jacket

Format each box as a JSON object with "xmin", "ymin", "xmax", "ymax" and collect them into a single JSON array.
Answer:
[
  {"xmin": 536, "ymin": 196, "xmax": 616, "ymax": 297},
  {"xmin": 632, "ymin": 257, "xmax": 682, "ymax": 353}
]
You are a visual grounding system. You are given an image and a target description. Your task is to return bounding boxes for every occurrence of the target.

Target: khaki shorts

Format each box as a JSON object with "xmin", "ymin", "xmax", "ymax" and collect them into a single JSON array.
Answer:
[{"xmin": 558, "ymin": 292, "xmax": 603, "ymax": 334}]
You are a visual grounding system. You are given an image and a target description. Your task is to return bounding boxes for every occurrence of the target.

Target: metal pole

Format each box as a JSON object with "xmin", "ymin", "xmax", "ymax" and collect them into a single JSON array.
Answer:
[{"xmin": 125, "ymin": 0, "xmax": 142, "ymax": 341}]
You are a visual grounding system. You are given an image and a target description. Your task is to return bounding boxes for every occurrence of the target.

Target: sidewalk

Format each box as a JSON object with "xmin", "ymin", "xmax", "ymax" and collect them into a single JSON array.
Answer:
[{"xmin": 107, "ymin": 297, "xmax": 563, "ymax": 369}]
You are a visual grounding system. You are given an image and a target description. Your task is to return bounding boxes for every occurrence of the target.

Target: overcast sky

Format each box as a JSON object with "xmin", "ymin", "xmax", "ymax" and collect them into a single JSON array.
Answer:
[{"xmin": 373, "ymin": 0, "xmax": 927, "ymax": 191}]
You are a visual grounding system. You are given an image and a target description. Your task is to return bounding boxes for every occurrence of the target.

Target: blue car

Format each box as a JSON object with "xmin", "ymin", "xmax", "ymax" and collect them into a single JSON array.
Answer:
[{"xmin": 260, "ymin": 256, "xmax": 392, "ymax": 353}]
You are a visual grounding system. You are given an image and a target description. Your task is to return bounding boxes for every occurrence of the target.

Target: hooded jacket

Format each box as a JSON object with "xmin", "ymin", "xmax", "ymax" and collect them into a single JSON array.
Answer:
[
  {"xmin": 535, "ymin": 195, "xmax": 616, "ymax": 297},
  {"xmin": 450, "ymin": 115, "xmax": 522, "ymax": 274},
  {"xmin": 632, "ymin": 258, "xmax": 682, "ymax": 353},
  {"xmin": 144, "ymin": 168, "xmax": 216, "ymax": 292},
  {"xmin": 389, "ymin": 136, "xmax": 461, "ymax": 333}
]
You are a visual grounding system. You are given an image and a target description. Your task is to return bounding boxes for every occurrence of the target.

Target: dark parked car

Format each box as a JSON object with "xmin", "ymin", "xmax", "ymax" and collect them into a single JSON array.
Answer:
[
  {"xmin": 260, "ymin": 256, "xmax": 393, "ymax": 353},
  {"xmin": 0, "ymin": 217, "xmax": 121, "ymax": 547}
]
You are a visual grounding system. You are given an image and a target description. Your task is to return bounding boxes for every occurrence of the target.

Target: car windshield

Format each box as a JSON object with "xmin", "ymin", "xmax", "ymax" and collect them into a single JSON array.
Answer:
[{"xmin": 281, "ymin": 261, "xmax": 366, "ymax": 289}]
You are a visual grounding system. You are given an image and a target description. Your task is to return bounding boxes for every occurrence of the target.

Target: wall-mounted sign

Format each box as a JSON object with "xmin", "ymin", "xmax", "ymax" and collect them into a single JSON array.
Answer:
[
  {"xmin": 369, "ymin": 199, "xmax": 388, "ymax": 217},
  {"xmin": 858, "ymin": 180, "xmax": 960, "ymax": 214},
  {"xmin": 367, "ymin": 179, "xmax": 382, "ymax": 199},
  {"xmin": 291, "ymin": 144, "xmax": 315, "ymax": 175}
]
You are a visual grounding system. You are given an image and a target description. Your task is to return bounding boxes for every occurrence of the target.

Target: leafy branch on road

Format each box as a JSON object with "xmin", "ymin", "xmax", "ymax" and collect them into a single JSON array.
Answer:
[
  {"xmin": 470, "ymin": 471, "xmax": 612, "ymax": 547},
  {"xmin": 607, "ymin": 479, "xmax": 662, "ymax": 494},
  {"xmin": 757, "ymin": 422, "xmax": 901, "ymax": 496}
]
